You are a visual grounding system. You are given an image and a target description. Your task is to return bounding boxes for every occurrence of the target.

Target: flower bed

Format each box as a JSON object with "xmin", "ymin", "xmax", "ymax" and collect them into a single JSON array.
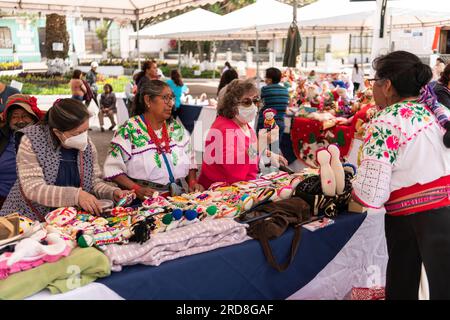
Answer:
[{"xmin": 0, "ymin": 62, "xmax": 23, "ymax": 71}]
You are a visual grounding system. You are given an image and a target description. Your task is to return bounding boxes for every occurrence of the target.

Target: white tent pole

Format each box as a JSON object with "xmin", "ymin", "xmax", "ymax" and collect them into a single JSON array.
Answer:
[
  {"xmin": 256, "ymin": 29, "xmax": 260, "ymax": 86},
  {"xmin": 388, "ymin": 14, "xmax": 393, "ymax": 52},
  {"xmin": 272, "ymin": 33, "xmax": 275, "ymax": 67},
  {"xmin": 136, "ymin": 10, "xmax": 141, "ymax": 71},
  {"xmin": 178, "ymin": 38, "xmax": 181, "ymax": 72}
]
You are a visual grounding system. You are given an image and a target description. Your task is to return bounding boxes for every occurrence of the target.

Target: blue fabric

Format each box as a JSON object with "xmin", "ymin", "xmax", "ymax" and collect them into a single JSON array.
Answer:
[
  {"xmin": 98, "ymin": 212, "xmax": 366, "ymax": 300},
  {"xmin": 177, "ymin": 104, "xmax": 203, "ymax": 134},
  {"xmin": 71, "ymin": 95, "xmax": 84, "ymax": 101},
  {"xmin": 0, "ymin": 86, "xmax": 20, "ymax": 113},
  {"xmin": 0, "ymin": 134, "xmax": 17, "ymax": 197},
  {"xmin": 166, "ymin": 79, "xmax": 188, "ymax": 109},
  {"xmin": 55, "ymin": 147, "xmax": 80, "ymax": 188},
  {"xmin": 332, "ymin": 80, "xmax": 346, "ymax": 89}
]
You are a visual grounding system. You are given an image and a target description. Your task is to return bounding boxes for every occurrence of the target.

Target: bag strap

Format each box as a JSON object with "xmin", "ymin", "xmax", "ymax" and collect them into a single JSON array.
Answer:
[
  {"xmin": 258, "ymin": 225, "xmax": 302, "ymax": 272},
  {"xmin": 161, "ymin": 152, "xmax": 175, "ymax": 184}
]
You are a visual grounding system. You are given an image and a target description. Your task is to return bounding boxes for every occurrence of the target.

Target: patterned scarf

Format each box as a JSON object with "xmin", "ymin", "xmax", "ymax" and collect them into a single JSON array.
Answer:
[{"xmin": 418, "ymin": 84, "xmax": 449, "ymax": 129}]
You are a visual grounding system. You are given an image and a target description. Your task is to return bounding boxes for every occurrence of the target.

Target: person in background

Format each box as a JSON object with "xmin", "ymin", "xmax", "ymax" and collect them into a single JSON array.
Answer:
[
  {"xmin": 166, "ymin": 69, "xmax": 189, "ymax": 112},
  {"xmin": 257, "ymin": 67, "xmax": 290, "ymax": 143},
  {"xmin": 98, "ymin": 84, "xmax": 117, "ymax": 132},
  {"xmin": 0, "ymin": 94, "xmax": 44, "ymax": 209},
  {"xmin": 433, "ymin": 64, "xmax": 450, "ymax": 110},
  {"xmin": 432, "ymin": 57, "xmax": 446, "ymax": 81},
  {"xmin": 124, "ymin": 70, "xmax": 140, "ymax": 116},
  {"xmin": 222, "ymin": 61, "xmax": 232, "ymax": 75},
  {"xmin": 217, "ymin": 68, "xmax": 239, "ymax": 96},
  {"xmin": 0, "ymin": 98, "xmax": 129, "ymax": 220},
  {"xmin": 86, "ymin": 61, "xmax": 99, "ymax": 106},
  {"xmin": 352, "ymin": 51, "xmax": 450, "ymax": 299},
  {"xmin": 69, "ymin": 69, "xmax": 87, "ymax": 102},
  {"xmin": 133, "ymin": 60, "xmax": 159, "ymax": 90},
  {"xmin": 0, "ymin": 81, "xmax": 20, "ymax": 114},
  {"xmin": 352, "ymin": 61, "xmax": 364, "ymax": 94}
]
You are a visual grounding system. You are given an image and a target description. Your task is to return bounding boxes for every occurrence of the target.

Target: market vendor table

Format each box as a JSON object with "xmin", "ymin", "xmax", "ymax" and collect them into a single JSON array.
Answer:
[
  {"xmin": 29, "ymin": 211, "xmax": 388, "ymax": 300},
  {"xmin": 290, "ymin": 117, "xmax": 355, "ymax": 168}
]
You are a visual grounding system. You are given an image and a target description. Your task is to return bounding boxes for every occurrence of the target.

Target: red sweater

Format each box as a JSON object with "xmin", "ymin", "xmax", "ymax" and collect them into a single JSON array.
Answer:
[{"xmin": 198, "ymin": 116, "xmax": 259, "ymax": 189}]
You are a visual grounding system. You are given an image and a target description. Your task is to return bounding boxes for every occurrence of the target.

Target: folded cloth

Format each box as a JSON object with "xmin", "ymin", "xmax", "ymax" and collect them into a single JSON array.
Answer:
[
  {"xmin": 0, "ymin": 247, "xmax": 111, "ymax": 300},
  {"xmin": 104, "ymin": 219, "xmax": 250, "ymax": 271}
]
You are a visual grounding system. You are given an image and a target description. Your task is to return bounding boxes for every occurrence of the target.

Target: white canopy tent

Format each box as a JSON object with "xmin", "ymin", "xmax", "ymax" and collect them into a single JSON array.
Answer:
[{"xmin": 0, "ymin": 0, "xmax": 223, "ymax": 69}]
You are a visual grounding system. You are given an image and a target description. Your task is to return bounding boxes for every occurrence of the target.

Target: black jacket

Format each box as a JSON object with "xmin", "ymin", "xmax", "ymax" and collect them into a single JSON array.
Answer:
[{"xmin": 0, "ymin": 125, "xmax": 11, "ymax": 157}]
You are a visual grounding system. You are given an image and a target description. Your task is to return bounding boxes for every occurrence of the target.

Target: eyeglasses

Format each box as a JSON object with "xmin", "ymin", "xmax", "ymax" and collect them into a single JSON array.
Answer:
[
  {"xmin": 159, "ymin": 94, "xmax": 175, "ymax": 105},
  {"xmin": 367, "ymin": 78, "xmax": 382, "ymax": 86},
  {"xmin": 239, "ymin": 97, "xmax": 261, "ymax": 107}
]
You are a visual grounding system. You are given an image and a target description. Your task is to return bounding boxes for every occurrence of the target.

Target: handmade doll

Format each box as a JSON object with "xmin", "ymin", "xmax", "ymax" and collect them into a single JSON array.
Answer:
[
  {"xmin": 336, "ymin": 87, "xmax": 352, "ymax": 116},
  {"xmin": 263, "ymin": 108, "xmax": 277, "ymax": 130},
  {"xmin": 307, "ymin": 84, "xmax": 321, "ymax": 109}
]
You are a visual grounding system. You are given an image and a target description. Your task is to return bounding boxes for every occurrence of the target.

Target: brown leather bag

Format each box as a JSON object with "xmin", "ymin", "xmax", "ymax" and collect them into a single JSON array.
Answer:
[{"xmin": 242, "ymin": 198, "xmax": 313, "ymax": 272}]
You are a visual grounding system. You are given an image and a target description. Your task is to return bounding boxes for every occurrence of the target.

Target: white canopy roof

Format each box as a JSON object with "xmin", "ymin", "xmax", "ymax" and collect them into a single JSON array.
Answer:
[
  {"xmin": 0, "ymin": 0, "xmax": 222, "ymax": 19},
  {"xmin": 129, "ymin": 8, "xmax": 236, "ymax": 39}
]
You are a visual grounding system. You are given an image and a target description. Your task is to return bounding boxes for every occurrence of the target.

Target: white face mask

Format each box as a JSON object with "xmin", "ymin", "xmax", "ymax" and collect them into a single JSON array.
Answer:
[
  {"xmin": 236, "ymin": 104, "xmax": 257, "ymax": 124},
  {"xmin": 62, "ymin": 131, "xmax": 88, "ymax": 151}
]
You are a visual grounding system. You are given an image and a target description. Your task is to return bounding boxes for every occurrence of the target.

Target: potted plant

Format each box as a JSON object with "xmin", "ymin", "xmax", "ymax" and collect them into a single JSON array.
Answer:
[{"xmin": 192, "ymin": 65, "xmax": 201, "ymax": 76}]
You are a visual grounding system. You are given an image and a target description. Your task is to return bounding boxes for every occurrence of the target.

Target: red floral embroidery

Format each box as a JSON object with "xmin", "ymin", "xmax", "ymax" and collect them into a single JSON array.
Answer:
[
  {"xmin": 384, "ymin": 151, "xmax": 389, "ymax": 158},
  {"xmin": 386, "ymin": 135, "xmax": 399, "ymax": 150},
  {"xmin": 399, "ymin": 108, "xmax": 413, "ymax": 119}
]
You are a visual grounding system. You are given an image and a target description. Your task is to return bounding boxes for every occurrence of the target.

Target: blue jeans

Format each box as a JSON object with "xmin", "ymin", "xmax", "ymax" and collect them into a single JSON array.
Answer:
[{"xmin": 72, "ymin": 95, "xmax": 84, "ymax": 101}]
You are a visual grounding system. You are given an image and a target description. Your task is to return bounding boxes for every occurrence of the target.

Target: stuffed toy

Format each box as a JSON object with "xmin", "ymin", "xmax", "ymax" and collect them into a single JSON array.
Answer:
[{"xmin": 263, "ymin": 108, "xmax": 278, "ymax": 130}]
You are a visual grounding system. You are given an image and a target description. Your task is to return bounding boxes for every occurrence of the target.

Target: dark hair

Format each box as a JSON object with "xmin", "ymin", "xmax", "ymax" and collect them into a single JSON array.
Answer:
[
  {"xmin": 133, "ymin": 60, "xmax": 157, "ymax": 86},
  {"xmin": 372, "ymin": 50, "xmax": 432, "ymax": 98},
  {"xmin": 225, "ymin": 61, "xmax": 231, "ymax": 68},
  {"xmin": 44, "ymin": 98, "xmax": 89, "ymax": 132},
  {"xmin": 265, "ymin": 67, "xmax": 282, "ymax": 84},
  {"xmin": 6, "ymin": 105, "xmax": 38, "ymax": 124},
  {"xmin": 170, "ymin": 69, "xmax": 183, "ymax": 87},
  {"xmin": 436, "ymin": 57, "xmax": 446, "ymax": 64},
  {"xmin": 439, "ymin": 64, "xmax": 450, "ymax": 85},
  {"xmin": 72, "ymin": 69, "xmax": 82, "ymax": 79},
  {"xmin": 353, "ymin": 62, "xmax": 359, "ymax": 74},
  {"xmin": 217, "ymin": 79, "xmax": 257, "ymax": 119},
  {"xmin": 132, "ymin": 79, "xmax": 170, "ymax": 116},
  {"xmin": 103, "ymin": 83, "xmax": 113, "ymax": 93},
  {"xmin": 217, "ymin": 69, "xmax": 238, "ymax": 95}
]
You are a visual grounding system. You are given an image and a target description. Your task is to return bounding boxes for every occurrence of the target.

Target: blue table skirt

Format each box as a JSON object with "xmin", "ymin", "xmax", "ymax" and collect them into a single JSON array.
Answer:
[{"xmin": 98, "ymin": 212, "xmax": 366, "ymax": 300}]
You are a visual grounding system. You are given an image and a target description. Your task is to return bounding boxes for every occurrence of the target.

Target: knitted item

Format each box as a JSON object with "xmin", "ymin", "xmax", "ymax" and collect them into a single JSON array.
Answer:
[
  {"xmin": 327, "ymin": 144, "xmax": 345, "ymax": 195},
  {"xmin": 317, "ymin": 149, "xmax": 336, "ymax": 197}
]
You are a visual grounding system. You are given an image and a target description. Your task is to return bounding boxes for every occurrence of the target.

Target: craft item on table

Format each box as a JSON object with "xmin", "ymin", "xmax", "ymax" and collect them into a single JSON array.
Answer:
[
  {"xmin": 256, "ymin": 188, "xmax": 276, "ymax": 203},
  {"xmin": 343, "ymin": 163, "xmax": 357, "ymax": 175},
  {"xmin": 162, "ymin": 213, "xmax": 179, "ymax": 231},
  {"xmin": 129, "ymin": 215, "xmax": 157, "ymax": 244},
  {"xmin": 261, "ymin": 171, "xmax": 289, "ymax": 182},
  {"xmin": 92, "ymin": 217, "xmax": 109, "ymax": 227},
  {"xmin": 45, "ymin": 207, "xmax": 77, "ymax": 227},
  {"xmin": 232, "ymin": 181, "xmax": 258, "ymax": 191},
  {"xmin": 76, "ymin": 231, "xmax": 95, "ymax": 248},
  {"xmin": 303, "ymin": 217, "xmax": 335, "ymax": 231},
  {"xmin": 193, "ymin": 192, "xmax": 214, "ymax": 204},
  {"xmin": 98, "ymin": 199, "xmax": 114, "ymax": 212},
  {"xmin": 208, "ymin": 181, "xmax": 228, "ymax": 190},
  {"xmin": 277, "ymin": 185, "xmax": 293, "ymax": 200},
  {"xmin": 76, "ymin": 213, "xmax": 93, "ymax": 223},
  {"xmin": 289, "ymin": 176, "xmax": 303, "ymax": 190},
  {"xmin": 263, "ymin": 108, "xmax": 277, "ymax": 130},
  {"xmin": 18, "ymin": 216, "xmax": 34, "ymax": 235},
  {"xmin": 350, "ymin": 287, "xmax": 385, "ymax": 300},
  {"xmin": 336, "ymin": 87, "xmax": 352, "ymax": 116},
  {"xmin": 316, "ymin": 149, "xmax": 336, "ymax": 197},
  {"xmin": 202, "ymin": 205, "xmax": 218, "ymax": 220},
  {"xmin": 143, "ymin": 192, "xmax": 172, "ymax": 209},
  {"xmin": 0, "ymin": 213, "xmax": 20, "ymax": 241},
  {"xmin": 179, "ymin": 209, "xmax": 199, "ymax": 227},
  {"xmin": 327, "ymin": 144, "xmax": 345, "ymax": 195},
  {"xmin": 215, "ymin": 204, "xmax": 239, "ymax": 219},
  {"xmin": 109, "ymin": 207, "xmax": 135, "ymax": 217},
  {"xmin": 240, "ymin": 194, "xmax": 255, "ymax": 211},
  {"xmin": 115, "ymin": 192, "xmax": 136, "ymax": 208},
  {"xmin": 214, "ymin": 186, "xmax": 239, "ymax": 194},
  {"xmin": 247, "ymin": 178, "xmax": 273, "ymax": 188}
]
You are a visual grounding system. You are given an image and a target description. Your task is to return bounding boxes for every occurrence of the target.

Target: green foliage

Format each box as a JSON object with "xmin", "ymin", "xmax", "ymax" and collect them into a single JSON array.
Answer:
[{"xmin": 96, "ymin": 20, "xmax": 113, "ymax": 51}]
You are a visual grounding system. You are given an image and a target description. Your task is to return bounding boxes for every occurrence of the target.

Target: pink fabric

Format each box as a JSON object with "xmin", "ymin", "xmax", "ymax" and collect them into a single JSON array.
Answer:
[
  {"xmin": 0, "ymin": 246, "xmax": 72, "ymax": 280},
  {"xmin": 199, "ymin": 116, "xmax": 259, "ymax": 189}
]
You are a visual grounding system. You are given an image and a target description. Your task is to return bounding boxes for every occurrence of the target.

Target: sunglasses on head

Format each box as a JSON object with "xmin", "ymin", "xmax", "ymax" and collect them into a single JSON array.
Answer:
[{"xmin": 239, "ymin": 97, "xmax": 261, "ymax": 107}]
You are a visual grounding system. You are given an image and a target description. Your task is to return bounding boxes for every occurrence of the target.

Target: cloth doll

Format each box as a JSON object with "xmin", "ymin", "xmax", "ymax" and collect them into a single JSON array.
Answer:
[{"xmin": 263, "ymin": 108, "xmax": 277, "ymax": 130}]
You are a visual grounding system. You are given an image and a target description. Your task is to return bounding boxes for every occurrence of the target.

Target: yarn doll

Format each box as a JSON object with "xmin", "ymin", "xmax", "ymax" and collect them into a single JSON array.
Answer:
[
  {"xmin": 336, "ymin": 87, "xmax": 352, "ymax": 117},
  {"xmin": 263, "ymin": 108, "xmax": 277, "ymax": 130}
]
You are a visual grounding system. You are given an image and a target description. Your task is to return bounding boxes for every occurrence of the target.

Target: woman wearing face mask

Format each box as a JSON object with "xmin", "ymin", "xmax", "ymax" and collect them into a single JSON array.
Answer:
[
  {"xmin": 0, "ymin": 98, "xmax": 130, "ymax": 221},
  {"xmin": 103, "ymin": 80, "xmax": 203, "ymax": 200},
  {"xmin": 198, "ymin": 79, "xmax": 287, "ymax": 189},
  {"xmin": 352, "ymin": 51, "xmax": 450, "ymax": 299}
]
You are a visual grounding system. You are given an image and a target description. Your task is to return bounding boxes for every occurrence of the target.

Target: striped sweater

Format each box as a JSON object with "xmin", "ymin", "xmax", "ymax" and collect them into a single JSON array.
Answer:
[
  {"xmin": 0, "ymin": 135, "xmax": 118, "ymax": 219},
  {"xmin": 257, "ymin": 83, "xmax": 289, "ymax": 130}
]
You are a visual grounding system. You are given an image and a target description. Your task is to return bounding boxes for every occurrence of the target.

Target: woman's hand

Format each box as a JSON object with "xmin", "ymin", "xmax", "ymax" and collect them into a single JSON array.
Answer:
[
  {"xmin": 113, "ymin": 189, "xmax": 134, "ymax": 202},
  {"xmin": 78, "ymin": 190, "xmax": 102, "ymax": 216},
  {"xmin": 189, "ymin": 182, "xmax": 205, "ymax": 193},
  {"xmin": 135, "ymin": 187, "xmax": 156, "ymax": 200},
  {"xmin": 268, "ymin": 151, "xmax": 289, "ymax": 167}
]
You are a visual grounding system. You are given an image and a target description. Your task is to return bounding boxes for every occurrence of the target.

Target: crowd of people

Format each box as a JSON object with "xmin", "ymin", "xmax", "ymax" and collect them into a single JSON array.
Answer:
[{"xmin": 0, "ymin": 51, "xmax": 449, "ymax": 299}]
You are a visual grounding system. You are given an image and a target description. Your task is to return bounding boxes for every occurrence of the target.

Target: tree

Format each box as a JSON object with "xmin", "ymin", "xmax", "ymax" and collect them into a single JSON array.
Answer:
[
  {"xmin": 96, "ymin": 20, "xmax": 114, "ymax": 52},
  {"xmin": 45, "ymin": 13, "xmax": 69, "ymax": 60}
]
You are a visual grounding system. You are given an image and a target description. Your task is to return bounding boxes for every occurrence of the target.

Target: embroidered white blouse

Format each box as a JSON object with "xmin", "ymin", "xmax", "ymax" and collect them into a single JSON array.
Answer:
[
  {"xmin": 104, "ymin": 116, "xmax": 196, "ymax": 185},
  {"xmin": 352, "ymin": 100, "xmax": 450, "ymax": 208}
]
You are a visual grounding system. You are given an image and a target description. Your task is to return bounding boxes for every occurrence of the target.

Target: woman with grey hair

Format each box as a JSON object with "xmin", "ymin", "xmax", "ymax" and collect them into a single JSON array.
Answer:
[
  {"xmin": 198, "ymin": 79, "xmax": 287, "ymax": 189},
  {"xmin": 104, "ymin": 80, "xmax": 203, "ymax": 199},
  {"xmin": 0, "ymin": 98, "xmax": 129, "ymax": 220}
]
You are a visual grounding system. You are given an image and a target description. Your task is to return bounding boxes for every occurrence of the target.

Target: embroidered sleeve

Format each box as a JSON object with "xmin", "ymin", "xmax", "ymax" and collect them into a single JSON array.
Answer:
[
  {"xmin": 352, "ymin": 119, "xmax": 400, "ymax": 208},
  {"xmin": 103, "ymin": 122, "xmax": 133, "ymax": 180}
]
